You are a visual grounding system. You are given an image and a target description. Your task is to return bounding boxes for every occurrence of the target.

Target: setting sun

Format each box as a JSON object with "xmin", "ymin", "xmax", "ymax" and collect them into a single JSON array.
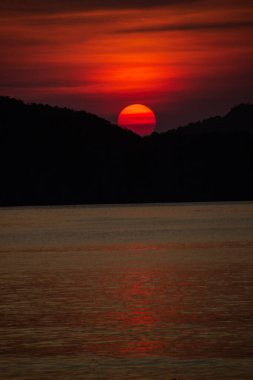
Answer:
[{"xmin": 118, "ymin": 104, "xmax": 156, "ymax": 136}]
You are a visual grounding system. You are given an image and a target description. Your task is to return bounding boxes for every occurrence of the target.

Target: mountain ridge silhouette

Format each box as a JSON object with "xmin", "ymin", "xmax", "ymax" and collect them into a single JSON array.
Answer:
[{"xmin": 1, "ymin": 96, "xmax": 252, "ymax": 206}]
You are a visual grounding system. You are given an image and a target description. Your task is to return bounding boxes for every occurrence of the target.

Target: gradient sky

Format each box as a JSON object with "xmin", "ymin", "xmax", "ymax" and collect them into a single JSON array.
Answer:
[{"xmin": 0, "ymin": 0, "xmax": 253, "ymax": 132}]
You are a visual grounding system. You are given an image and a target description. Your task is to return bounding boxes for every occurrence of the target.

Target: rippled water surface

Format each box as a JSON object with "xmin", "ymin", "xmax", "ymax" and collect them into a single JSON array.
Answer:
[{"xmin": 0, "ymin": 202, "xmax": 253, "ymax": 379}]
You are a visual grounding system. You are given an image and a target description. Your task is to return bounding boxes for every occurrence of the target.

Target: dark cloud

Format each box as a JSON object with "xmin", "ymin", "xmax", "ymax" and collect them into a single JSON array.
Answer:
[
  {"xmin": 0, "ymin": 64, "xmax": 95, "ymax": 89},
  {"xmin": 0, "ymin": 0, "xmax": 202, "ymax": 14},
  {"xmin": 117, "ymin": 20, "xmax": 253, "ymax": 34}
]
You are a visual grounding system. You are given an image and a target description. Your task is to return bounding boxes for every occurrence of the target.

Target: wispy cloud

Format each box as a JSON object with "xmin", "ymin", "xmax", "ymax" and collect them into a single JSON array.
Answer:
[
  {"xmin": 0, "ymin": 0, "xmax": 201, "ymax": 14},
  {"xmin": 117, "ymin": 20, "xmax": 253, "ymax": 34}
]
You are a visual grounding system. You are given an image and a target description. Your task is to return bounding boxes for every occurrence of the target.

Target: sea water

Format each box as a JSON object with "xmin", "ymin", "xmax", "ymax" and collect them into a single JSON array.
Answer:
[{"xmin": 0, "ymin": 203, "xmax": 253, "ymax": 379}]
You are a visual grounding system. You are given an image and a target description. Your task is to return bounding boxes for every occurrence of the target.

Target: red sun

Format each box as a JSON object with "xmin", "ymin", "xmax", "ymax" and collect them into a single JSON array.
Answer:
[{"xmin": 118, "ymin": 104, "xmax": 156, "ymax": 136}]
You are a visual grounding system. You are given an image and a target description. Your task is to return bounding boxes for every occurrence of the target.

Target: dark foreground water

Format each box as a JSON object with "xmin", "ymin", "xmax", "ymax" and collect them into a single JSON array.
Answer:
[{"xmin": 0, "ymin": 202, "xmax": 253, "ymax": 379}]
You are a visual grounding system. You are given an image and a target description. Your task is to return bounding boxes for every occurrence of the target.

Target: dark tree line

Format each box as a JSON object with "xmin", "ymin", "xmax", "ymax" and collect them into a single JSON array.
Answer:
[{"xmin": 0, "ymin": 96, "xmax": 252, "ymax": 206}]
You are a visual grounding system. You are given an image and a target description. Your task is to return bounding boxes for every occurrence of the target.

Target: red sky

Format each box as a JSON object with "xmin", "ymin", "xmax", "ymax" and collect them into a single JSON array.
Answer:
[{"xmin": 0, "ymin": 0, "xmax": 253, "ymax": 132}]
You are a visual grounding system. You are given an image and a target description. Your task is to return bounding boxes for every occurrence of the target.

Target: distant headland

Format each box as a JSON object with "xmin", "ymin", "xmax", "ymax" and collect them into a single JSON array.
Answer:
[{"xmin": 0, "ymin": 96, "xmax": 253, "ymax": 206}]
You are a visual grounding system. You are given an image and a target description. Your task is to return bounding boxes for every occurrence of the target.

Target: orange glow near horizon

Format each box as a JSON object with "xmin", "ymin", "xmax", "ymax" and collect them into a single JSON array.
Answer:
[
  {"xmin": 0, "ymin": 2, "xmax": 252, "ymax": 130},
  {"xmin": 118, "ymin": 104, "xmax": 156, "ymax": 136}
]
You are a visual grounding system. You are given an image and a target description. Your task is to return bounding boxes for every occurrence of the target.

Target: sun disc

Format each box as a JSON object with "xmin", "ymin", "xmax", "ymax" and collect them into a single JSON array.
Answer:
[{"xmin": 118, "ymin": 104, "xmax": 156, "ymax": 136}]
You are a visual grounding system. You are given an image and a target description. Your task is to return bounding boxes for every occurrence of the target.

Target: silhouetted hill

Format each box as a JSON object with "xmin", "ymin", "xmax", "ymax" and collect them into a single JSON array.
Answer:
[
  {"xmin": 0, "ymin": 96, "xmax": 252, "ymax": 206},
  {"xmin": 165, "ymin": 104, "xmax": 253, "ymax": 136}
]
